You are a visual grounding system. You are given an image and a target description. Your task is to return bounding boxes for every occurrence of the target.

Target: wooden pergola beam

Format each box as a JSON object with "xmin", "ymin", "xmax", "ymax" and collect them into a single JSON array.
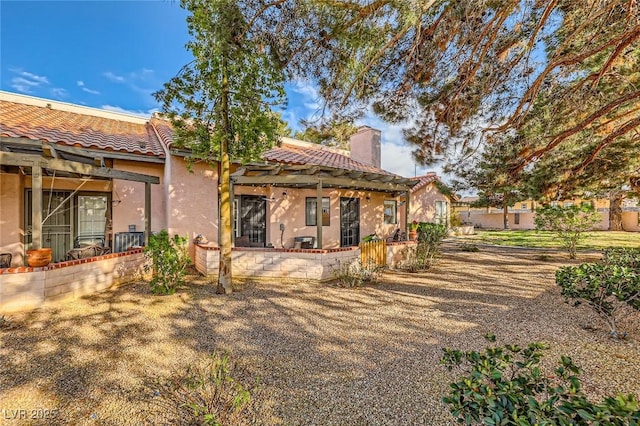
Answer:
[{"xmin": 0, "ymin": 151, "xmax": 159, "ymax": 183}]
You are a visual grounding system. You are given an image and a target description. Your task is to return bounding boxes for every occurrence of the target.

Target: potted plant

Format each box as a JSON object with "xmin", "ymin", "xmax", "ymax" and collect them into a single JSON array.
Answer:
[
  {"xmin": 409, "ymin": 220, "xmax": 419, "ymax": 241},
  {"xmin": 26, "ymin": 247, "xmax": 52, "ymax": 267}
]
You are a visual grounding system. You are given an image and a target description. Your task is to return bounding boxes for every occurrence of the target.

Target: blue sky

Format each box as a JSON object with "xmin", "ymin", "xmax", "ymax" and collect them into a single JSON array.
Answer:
[{"xmin": 0, "ymin": 0, "xmax": 438, "ymax": 178}]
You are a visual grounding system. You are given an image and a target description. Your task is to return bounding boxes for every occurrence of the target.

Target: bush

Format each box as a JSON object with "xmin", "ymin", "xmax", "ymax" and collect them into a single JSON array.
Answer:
[
  {"xmin": 534, "ymin": 204, "xmax": 601, "ymax": 259},
  {"xmin": 440, "ymin": 334, "xmax": 640, "ymax": 425},
  {"xmin": 144, "ymin": 230, "xmax": 191, "ymax": 295},
  {"xmin": 153, "ymin": 351, "xmax": 259, "ymax": 425},
  {"xmin": 331, "ymin": 258, "xmax": 385, "ymax": 287},
  {"xmin": 403, "ymin": 223, "xmax": 447, "ymax": 272},
  {"xmin": 459, "ymin": 243, "xmax": 480, "ymax": 252},
  {"xmin": 556, "ymin": 249, "xmax": 640, "ymax": 339}
]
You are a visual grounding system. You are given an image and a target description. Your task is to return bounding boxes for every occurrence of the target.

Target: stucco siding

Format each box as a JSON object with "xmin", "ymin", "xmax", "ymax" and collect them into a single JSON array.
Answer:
[
  {"xmin": 0, "ymin": 173, "xmax": 23, "ymax": 266},
  {"xmin": 112, "ymin": 160, "xmax": 165, "ymax": 234}
]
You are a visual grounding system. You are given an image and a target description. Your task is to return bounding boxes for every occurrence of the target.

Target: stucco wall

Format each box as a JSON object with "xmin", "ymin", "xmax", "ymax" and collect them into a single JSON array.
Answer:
[
  {"xmin": 0, "ymin": 250, "xmax": 147, "ymax": 313},
  {"xmin": 165, "ymin": 156, "xmax": 218, "ymax": 258},
  {"xmin": 232, "ymin": 187, "xmax": 400, "ymax": 249},
  {"xmin": 0, "ymin": 173, "xmax": 23, "ymax": 267},
  {"xmin": 112, "ymin": 160, "xmax": 165, "ymax": 234},
  {"xmin": 469, "ymin": 210, "xmax": 611, "ymax": 230},
  {"xmin": 622, "ymin": 211, "xmax": 640, "ymax": 232},
  {"xmin": 409, "ymin": 183, "xmax": 449, "ymax": 224}
]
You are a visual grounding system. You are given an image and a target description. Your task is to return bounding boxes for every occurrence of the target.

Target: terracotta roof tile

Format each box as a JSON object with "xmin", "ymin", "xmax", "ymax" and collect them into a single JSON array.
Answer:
[
  {"xmin": 264, "ymin": 144, "xmax": 396, "ymax": 175},
  {"xmin": 0, "ymin": 100, "xmax": 165, "ymax": 157},
  {"xmin": 410, "ymin": 172, "xmax": 439, "ymax": 193}
]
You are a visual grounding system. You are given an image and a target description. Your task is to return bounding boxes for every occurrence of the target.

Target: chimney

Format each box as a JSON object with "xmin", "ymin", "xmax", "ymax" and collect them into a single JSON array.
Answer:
[{"xmin": 349, "ymin": 126, "xmax": 381, "ymax": 168}]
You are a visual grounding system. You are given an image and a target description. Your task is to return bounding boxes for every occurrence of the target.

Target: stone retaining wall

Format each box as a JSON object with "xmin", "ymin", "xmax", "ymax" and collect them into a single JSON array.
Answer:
[
  {"xmin": 196, "ymin": 241, "xmax": 417, "ymax": 280},
  {"xmin": 196, "ymin": 244, "xmax": 360, "ymax": 281},
  {"xmin": 0, "ymin": 249, "xmax": 147, "ymax": 313}
]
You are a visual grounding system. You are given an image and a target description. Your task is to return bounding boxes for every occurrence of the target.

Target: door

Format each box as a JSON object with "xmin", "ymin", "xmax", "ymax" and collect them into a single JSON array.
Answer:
[
  {"xmin": 241, "ymin": 196, "xmax": 266, "ymax": 246},
  {"xmin": 26, "ymin": 190, "xmax": 73, "ymax": 262},
  {"xmin": 435, "ymin": 200, "xmax": 448, "ymax": 225},
  {"xmin": 340, "ymin": 197, "xmax": 360, "ymax": 247}
]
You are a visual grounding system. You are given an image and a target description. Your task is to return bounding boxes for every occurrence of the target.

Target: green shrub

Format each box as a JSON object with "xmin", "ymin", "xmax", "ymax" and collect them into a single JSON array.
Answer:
[
  {"xmin": 403, "ymin": 223, "xmax": 447, "ymax": 272},
  {"xmin": 153, "ymin": 351, "xmax": 258, "ymax": 425},
  {"xmin": 459, "ymin": 243, "xmax": 480, "ymax": 252},
  {"xmin": 144, "ymin": 230, "xmax": 191, "ymax": 295},
  {"xmin": 440, "ymin": 334, "xmax": 640, "ymax": 425},
  {"xmin": 331, "ymin": 258, "xmax": 385, "ymax": 287},
  {"xmin": 534, "ymin": 204, "xmax": 601, "ymax": 259},
  {"xmin": 556, "ymin": 251, "xmax": 640, "ymax": 339},
  {"xmin": 603, "ymin": 248, "xmax": 640, "ymax": 269}
]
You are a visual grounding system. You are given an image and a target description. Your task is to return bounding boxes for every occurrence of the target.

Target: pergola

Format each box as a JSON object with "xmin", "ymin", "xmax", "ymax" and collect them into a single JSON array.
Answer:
[
  {"xmin": 0, "ymin": 137, "xmax": 160, "ymax": 249},
  {"xmin": 231, "ymin": 163, "xmax": 418, "ymax": 248}
]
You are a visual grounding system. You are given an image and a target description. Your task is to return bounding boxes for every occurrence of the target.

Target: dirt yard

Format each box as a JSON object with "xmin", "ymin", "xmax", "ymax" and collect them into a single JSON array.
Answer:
[{"xmin": 1, "ymin": 245, "xmax": 638, "ymax": 425}]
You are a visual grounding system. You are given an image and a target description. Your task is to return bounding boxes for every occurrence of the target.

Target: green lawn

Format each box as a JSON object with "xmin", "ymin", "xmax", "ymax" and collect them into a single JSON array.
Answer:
[{"xmin": 458, "ymin": 230, "xmax": 640, "ymax": 250}]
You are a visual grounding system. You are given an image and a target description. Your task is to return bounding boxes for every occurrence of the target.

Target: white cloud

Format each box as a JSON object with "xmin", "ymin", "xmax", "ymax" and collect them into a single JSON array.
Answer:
[
  {"xmin": 357, "ymin": 113, "xmax": 447, "ymax": 179},
  {"xmin": 82, "ymin": 87, "xmax": 101, "ymax": 95},
  {"xmin": 77, "ymin": 80, "xmax": 100, "ymax": 95},
  {"xmin": 9, "ymin": 69, "xmax": 50, "ymax": 94},
  {"xmin": 50, "ymin": 88, "xmax": 68, "ymax": 99},
  {"xmin": 101, "ymin": 104, "xmax": 158, "ymax": 117},
  {"xmin": 291, "ymin": 80, "xmax": 321, "ymax": 112},
  {"xmin": 12, "ymin": 70, "xmax": 49, "ymax": 84},
  {"xmin": 103, "ymin": 71, "xmax": 126, "ymax": 83}
]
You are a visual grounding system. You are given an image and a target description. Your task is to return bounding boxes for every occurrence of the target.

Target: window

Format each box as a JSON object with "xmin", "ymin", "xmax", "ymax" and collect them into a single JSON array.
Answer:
[
  {"xmin": 521, "ymin": 203, "xmax": 527, "ymax": 210},
  {"xmin": 514, "ymin": 213, "xmax": 520, "ymax": 225},
  {"xmin": 637, "ymin": 211, "xmax": 640, "ymax": 226},
  {"xmin": 564, "ymin": 201, "xmax": 574, "ymax": 207},
  {"xmin": 77, "ymin": 195, "xmax": 108, "ymax": 245},
  {"xmin": 384, "ymin": 200, "xmax": 397, "ymax": 224},
  {"xmin": 435, "ymin": 200, "xmax": 447, "ymax": 225},
  {"xmin": 306, "ymin": 197, "xmax": 330, "ymax": 226},
  {"xmin": 551, "ymin": 201, "xmax": 559, "ymax": 207}
]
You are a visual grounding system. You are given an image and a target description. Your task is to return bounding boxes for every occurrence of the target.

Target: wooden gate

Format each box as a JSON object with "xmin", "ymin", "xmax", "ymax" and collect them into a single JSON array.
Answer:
[{"xmin": 360, "ymin": 239, "xmax": 386, "ymax": 266}]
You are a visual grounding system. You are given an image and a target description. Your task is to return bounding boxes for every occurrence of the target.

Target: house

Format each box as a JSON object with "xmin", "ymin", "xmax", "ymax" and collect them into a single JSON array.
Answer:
[
  {"xmin": 454, "ymin": 197, "xmax": 640, "ymax": 231},
  {"xmin": 0, "ymin": 92, "xmax": 450, "ymax": 311},
  {"xmin": 406, "ymin": 172, "xmax": 452, "ymax": 226}
]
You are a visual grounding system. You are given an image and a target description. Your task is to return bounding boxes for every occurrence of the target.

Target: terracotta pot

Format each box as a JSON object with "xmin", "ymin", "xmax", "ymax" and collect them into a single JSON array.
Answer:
[
  {"xmin": 409, "ymin": 230, "xmax": 418, "ymax": 241},
  {"xmin": 26, "ymin": 248, "xmax": 52, "ymax": 267}
]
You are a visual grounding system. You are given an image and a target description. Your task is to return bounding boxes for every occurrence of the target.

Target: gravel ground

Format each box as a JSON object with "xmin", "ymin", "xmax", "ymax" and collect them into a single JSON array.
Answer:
[{"xmin": 1, "ymin": 245, "xmax": 639, "ymax": 425}]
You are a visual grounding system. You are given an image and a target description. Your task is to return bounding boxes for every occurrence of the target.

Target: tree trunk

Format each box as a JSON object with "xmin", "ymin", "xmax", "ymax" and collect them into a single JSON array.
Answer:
[
  {"xmin": 503, "ymin": 204, "xmax": 510, "ymax": 229},
  {"xmin": 217, "ymin": 57, "xmax": 233, "ymax": 294},
  {"xmin": 608, "ymin": 191, "xmax": 624, "ymax": 231}
]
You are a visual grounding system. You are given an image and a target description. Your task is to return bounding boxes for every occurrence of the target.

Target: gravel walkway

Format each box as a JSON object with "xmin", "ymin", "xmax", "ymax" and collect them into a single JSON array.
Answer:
[{"xmin": 1, "ymin": 247, "xmax": 638, "ymax": 425}]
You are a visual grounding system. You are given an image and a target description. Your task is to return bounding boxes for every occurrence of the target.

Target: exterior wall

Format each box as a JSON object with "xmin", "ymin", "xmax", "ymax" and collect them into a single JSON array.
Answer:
[
  {"xmin": 468, "ymin": 210, "xmax": 612, "ymax": 230},
  {"xmin": 112, "ymin": 160, "xmax": 165, "ymax": 234},
  {"xmin": 195, "ymin": 244, "xmax": 359, "ymax": 281},
  {"xmin": 622, "ymin": 211, "xmax": 640, "ymax": 232},
  {"xmin": 349, "ymin": 126, "xmax": 381, "ymax": 168},
  {"xmin": 0, "ymin": 249, "xmax": 147, "ymax": 313},
  {"xmin": 233, "ymin": 186, "xmax": 400, "ymax": 249},
  {"xmin": 386, "ymin": 241, "xmax": 416, "ymax": 268},
  {"xmin": 0, "ymin": 173, "xmax": 24, "ymax": 267},
  {"xmin": 409, "ymin": 183, "xmax": 449, "ymax": 225},
  {"xmin": 2, "ymin": 173, "xmax": 113, "ymax": 267},
  {"xmin": 165, "ymin": 156, "xmax": 218, "ymax": 258}
]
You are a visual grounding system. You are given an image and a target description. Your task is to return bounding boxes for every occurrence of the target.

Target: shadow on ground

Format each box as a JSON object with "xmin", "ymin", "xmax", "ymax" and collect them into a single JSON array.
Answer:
[{"xmin": 1, "ymin": 247, "xmax": 638, "ymax": 425}]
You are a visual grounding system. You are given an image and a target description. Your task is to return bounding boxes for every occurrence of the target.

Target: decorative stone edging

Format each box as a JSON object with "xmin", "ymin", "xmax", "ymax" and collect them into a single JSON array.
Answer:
[
  {"xmin": 0, "ymin": 248, "xmax": 144, "ymax": 275},
  {"xmin": 195, "ymin": 244, "xmax": 359, "ymax": 254}
]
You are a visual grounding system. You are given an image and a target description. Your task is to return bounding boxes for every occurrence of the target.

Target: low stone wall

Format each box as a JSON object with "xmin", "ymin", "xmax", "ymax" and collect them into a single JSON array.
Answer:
[
  {"xmin": 386, "ymin": 241, "xmax": 417, "ymax": 268},
  {"xmin": 196, "ymin": 244, "xmax": 360, "ymax": 281},
  {"xmin": 0, "ymin": 249, "xmax": 147, "ymax": 313}
]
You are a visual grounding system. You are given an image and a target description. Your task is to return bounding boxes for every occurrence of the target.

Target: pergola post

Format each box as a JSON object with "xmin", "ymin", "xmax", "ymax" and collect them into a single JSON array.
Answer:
[
  {"xmin": 145, "ymin": 182, "xmax": 151, "ymax": 246},
  {"xmin": 404, "ymin": 190, "xmax": 410, "ymax": 236},
  {"xmin": 316, "ymin": 179, "xmax": 323, "ymax": 249},
  {"xmin": 31, "ymin": 165, "xmax": 43, "ymax": 249}
]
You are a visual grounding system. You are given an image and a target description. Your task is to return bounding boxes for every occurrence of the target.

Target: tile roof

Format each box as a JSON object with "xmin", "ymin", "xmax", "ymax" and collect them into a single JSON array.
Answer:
[
  {"xmin": 264, "ymin": 142, "xmax": 396, "ymax": 176},
  {"xmin": 0, "ymin": 100, "xmax": 165, "ymax": 157},
  {"xmin": 410, "ymin": 172, "xmax": 439, "ymax": 193}
]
